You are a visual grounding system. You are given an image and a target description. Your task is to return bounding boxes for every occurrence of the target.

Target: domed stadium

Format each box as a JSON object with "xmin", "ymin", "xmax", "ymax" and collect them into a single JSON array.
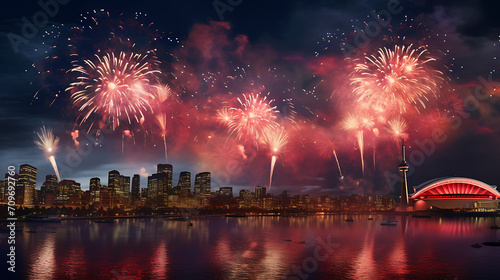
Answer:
[{"xmin": 410, "ymin": 177, "xmax": 500, "ymax": 211}]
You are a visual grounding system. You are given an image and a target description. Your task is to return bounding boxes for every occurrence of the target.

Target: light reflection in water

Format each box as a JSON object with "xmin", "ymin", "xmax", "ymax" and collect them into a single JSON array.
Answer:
[
  {"xmin": 10, "ymin": 216, "xmax": 499, "ymax": 280},
  {"xmin": 28, "ymin": 230, "xmax": 56, "ymax": 280}
]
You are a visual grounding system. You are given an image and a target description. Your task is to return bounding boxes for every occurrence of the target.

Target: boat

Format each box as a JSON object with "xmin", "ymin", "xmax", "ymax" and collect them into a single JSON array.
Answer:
[
  {"xmin": 226, "ymin": 213, "xmax": 247, "ymax": 217},
  {"xmin": 345, "ymin": 217, "xmax": 354, "ymax": 222},
  {"xmin": 95, "ymin": 219, "xmax": 115, "ymax": 223},
  {"xmin": 471, "ymin": 243, "xmax": 482, "ymax": 248},
  {"xmin": 380, "ymin": 219, "xmax": 398, "ymax": 226},
  {"xmin": 367, "ymin": 217, "xmax": 374, "ymax": 220},
  {"xmin": 25, "ymin": 215, "xmax": 61, "ymax": 223},
  {"xmin": 482, "ymin": 242, "xmax": 500, "ymax": 247},
  {"xmin": 168, "ymin": 217, "xmax": 188, "ymax": 221},
  {"xmin": 412, "ymin": 214, "xmax": 432, "ymax": 218}
]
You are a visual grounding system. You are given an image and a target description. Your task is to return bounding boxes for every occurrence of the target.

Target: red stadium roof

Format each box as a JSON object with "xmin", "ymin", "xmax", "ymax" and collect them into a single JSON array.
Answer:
[{"xmin": 410, "ymin": 177, "xmax": 500, "ymax": 200}]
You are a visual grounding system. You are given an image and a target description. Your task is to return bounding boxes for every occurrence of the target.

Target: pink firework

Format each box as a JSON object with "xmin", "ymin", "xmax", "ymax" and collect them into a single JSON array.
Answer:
[
  {"xmin": 265, "ymin": 127, "xmax": 288, "ymax": 191},
  {"xmin": 226, "ymin": 93, "xmax": 279, "ymax": 144},
  {"xmin": 316, "ymin": 135, "xmax": 343, "ymax": 179},
  {"xmin": 67, "ymin": 51, "xmax": 160, "ymax": 130},
  {"xmin": 351, "ymin": 44, "xmax": 443, "ymax": 114},
  {"xmin": 386, "ymin": 117, "xmax": 408, "ymax": 148},
  {"xmin": 341, "ymin": 113, "xmax": 374, "ymax": 175}
]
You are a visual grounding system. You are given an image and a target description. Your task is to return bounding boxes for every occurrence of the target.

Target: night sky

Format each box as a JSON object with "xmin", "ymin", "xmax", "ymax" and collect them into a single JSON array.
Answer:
[{"xmin": 1, "ymin": 0, "xmax": 499, "ymax": 197}]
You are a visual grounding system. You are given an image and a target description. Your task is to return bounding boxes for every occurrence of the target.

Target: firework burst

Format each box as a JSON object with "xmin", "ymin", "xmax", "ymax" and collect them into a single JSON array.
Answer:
[
  {"xmin": 351, "ymin": 44, "xmax": 443, "ymax": 114},
  {"xmin": 386, "ymin": 117, "xmax": 408, "ymax": 148},
  {"xmin": 226, "ymin": 93, "xmax": 279, "ymax": 144},
  {"xmin": 67, "ymin": 51, "xmax": 161, "ymax": 130}
]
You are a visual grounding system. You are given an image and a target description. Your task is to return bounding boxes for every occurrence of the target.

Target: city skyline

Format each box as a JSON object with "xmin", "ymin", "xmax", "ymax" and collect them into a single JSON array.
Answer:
[{"xmin": 1, "ymin": 0, "xmax": 499, "ymax": 200}]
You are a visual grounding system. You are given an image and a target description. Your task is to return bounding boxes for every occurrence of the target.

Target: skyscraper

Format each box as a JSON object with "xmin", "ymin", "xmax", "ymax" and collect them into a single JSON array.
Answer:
[
  {"xmin": 19, "ymin": 164, "xmax": 37, "ymax": 206},
  {"xmin": 178, "ymin": 171, "xmax": 191, "ymax": 194},
  {"xmin": 90, "ymin": 177, "xmax": 101, "ymax": 205},
  {"xmin": 120, "ymin": 175, "xmax": 131, "ymax": 201},
  {"xmin": 219, "ymin": 187, "xmax": 233, "ymax": 198},
  {"xmin": 194, "ymin": 172, "xmax": 211, "ymax": 196},
  {"xmin": 255, "ymin": 186, "xmax": 266, "ymax": 199},
  {"xmin": 131, "ymin": 174, "xmax": 140, "ymax": 202},
  {"xmin": 108, "ymin": 170, "xmax": 120, "ymax": 190},
  {"xmin": 157, "ymin": 164, "xmax": 173, "ymax": 195},
  {"xmin": 157, "ymin": 164, "xmax": 173, "ymax": 174},
  {"xmin": 90, "ymin": 177, "xmax": 101, "ymax": 192}
]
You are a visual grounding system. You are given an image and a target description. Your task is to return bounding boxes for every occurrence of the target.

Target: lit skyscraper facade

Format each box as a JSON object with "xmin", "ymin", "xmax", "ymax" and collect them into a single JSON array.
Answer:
[
  {"xmin": 90, "ymin": 177, "xmax": 101, "ymax": 205},
  {"xmin": 19, "ymin": 164, "xmax": 37, "ymax": 206},
  {"xmin": 219, "ymin": 187, "xmax": 233, "ymax": 198},
  {"xmin": 131, "ymin": 174, "xmax": 140, "ymax": 202},
  {"xmin": 157, "ymin": 164, "xmax": 173, "ymax": 174},
  {"xmin": 178, "ymin": 171, "xmax": 191, "ymax": 194},
  {"xmin": 108, "ymin": 170, "xmax": 120, "ymax": 190},
  {"xmin": 194, "ymin": 172, "xmax": 211, "ymax": 196},
  {"xmin": 255, "ymin": 186, "xmax": 266, "ymax": 199}
]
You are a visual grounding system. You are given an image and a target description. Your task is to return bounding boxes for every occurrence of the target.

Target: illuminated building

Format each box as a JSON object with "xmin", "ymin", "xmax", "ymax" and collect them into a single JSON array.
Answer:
[
  {"xmin": 0, "ymin": 179, "xmax": 4, "ymax": 202},
  {"xmin": 40, "ymin": 175, "xmax": 58, "ymax": 204},
  {"xmin": 194, "ymin": 172, "xmax": 211, "ymax": 196},
  {"xmin": 120, "ymin": 175, "xmax": 131, "ymax": 201},
  {"xmin": 255, "ymin": 186, "xmax": 266, "ymax": 199},
  {"xmin": 90, "ymin": 177, "xmax": 101, "ymax": 205},
  {"xmin": 18, "ymin": 164, "xmax": 37, "ymax": 206},
  {"xmin": 178, "ymin": 171, "xmax": 191, "ymax": 194},
  {"xmin": 131, "ymin": 174, "xmax": 140, "ymax": 202},
  {"xmin": 411, "ymin": 177, "xmax": 500, "ymax": 211},
  {"xmin": 239, "ymin": 189, "xmax": 253, "ymax": 200},
  {"xmin": 219, "ymin": 187, "xmax": 233, "ymax": 198},
  {"xmin": 108, "ymin": 170, "xmax": 120, "ymax": 190},
  {"xmin": 157, "ymin": 163, "xmax": 173, "ymax": 174}
]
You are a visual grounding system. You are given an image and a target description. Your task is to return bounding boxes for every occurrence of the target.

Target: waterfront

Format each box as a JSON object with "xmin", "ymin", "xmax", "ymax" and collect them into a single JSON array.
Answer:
[{"xmin": 1, "ymin": 215, "xmax": 499, "ymax": 279}]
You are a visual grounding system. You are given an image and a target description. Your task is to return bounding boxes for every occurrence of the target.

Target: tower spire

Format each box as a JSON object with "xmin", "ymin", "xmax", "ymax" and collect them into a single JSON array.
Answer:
[{"xmin": 399, "ymin": 138, "xmax": 409, "ymax": 208}]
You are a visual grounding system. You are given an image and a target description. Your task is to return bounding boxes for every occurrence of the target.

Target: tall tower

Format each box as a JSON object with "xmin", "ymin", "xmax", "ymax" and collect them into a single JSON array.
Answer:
[
  {"xmin": 19, "ymin": 164, "xmax": 37, "ymax": 206},
  {"xmin": 131, "ymin": 174, "xmax": 141, "ymax": 202},
  {"xmin": 194, "ymin": 172, "xmax": 211, "ymax": 196},
  {"xmin": 178, "ymin": 171, "xmax": 191, "ymax": 194},
  {"xmin": 399, "ymin": 139, "xmax": 409, "ymax": 208}
]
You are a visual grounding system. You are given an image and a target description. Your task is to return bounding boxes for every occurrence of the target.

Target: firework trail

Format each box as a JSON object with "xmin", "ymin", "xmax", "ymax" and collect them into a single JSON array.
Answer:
[
  {"xmin": 265, "ymin": 127, "xmax": 288, "ymax": 190},
  {"xmin": 155, "ymin": 113, "xmax": 168, "ymax": 162},
  {"xmin": 67, "ymin": 51, "xmax": 160, "ymax": 130},
  {"xmin": 342, "ymin": 113, "xmax": 373, "ymax": 175},
  {"xmin": 350, "ymin": 44, "xmax": 442, "ymax": 114},
  {"xmin": 34, "ymin": 126, "xmax": 61, "ymax": 182},
  {"xmin": 318, "ymin": 138, "xmax": 343, "ymax": 179},
  {"xmin": 226, "ymin": 93, "xmax": 279, "ymax": 145}
]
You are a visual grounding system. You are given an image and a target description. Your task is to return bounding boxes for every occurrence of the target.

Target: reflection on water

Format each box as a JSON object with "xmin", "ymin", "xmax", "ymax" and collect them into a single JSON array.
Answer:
[{"xmin": 1, "ymin": 215, "xmax": 499, "ymax": 279}]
